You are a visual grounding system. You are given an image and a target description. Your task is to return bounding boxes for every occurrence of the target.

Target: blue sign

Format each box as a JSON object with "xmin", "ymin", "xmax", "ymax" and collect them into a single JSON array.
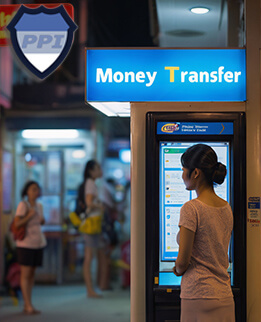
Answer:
[
  {"xmin": 86, "ymin": 49, "xmax": 246, "ymax": 102},
  {"xmin": 248, "ymin": 202, "xmax": 260, "ymax": 209},
  {"xmin": 248, "ymin": 197, "xmax": 260, "ymax": 209},
  {"xmin": 157, "ymin": 122, "xmax": 234, "ymax": 135}
]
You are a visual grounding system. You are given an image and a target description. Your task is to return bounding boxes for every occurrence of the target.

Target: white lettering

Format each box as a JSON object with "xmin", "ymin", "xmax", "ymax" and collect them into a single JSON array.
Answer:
[
  {"xmin": 136, "ymin": 71, "xmax": 145, "ymax": 83},
  {"xmin": 210, "ymin": 71, "xmax": 217, "ymax": 83},
  {"xmin": 199, "ymin": 71, "xmax": 209, "ymax": 83},
  {"xmin": 125, "ymin": 71, "xmax": 135, "ymax": 83},
  {"xmin": 181, "ymin": 71, "xmax": 188, "ymax": 82},
  {"xmin": 96, "ymin": 68, "xmax": 157, "ymax": 86},
  {"xmin": 96, "ymin": 68, "xmax": 112, "ymax": 83},
  {"xmin": 113, "ymin": 71, "xmax": 124, "ymax": 83},
  {"xmin": 234, "ymin": 71, "xmax": 241, "ymax": 82},
  {"xmin": 224, "ymin": 71, "xmax": 233, "ymax": 83},
  {"xmin": 146, "ymin": 71, "xmax": 157, "ymax": 87},
  {"xmin": 96, "ymin": 66, "xmax": 242, "ymax": 87},
  {"xmin": 183, "ymin": 68, "xmax": 242, "ymax": 83},
  {"xmin": 218, "ymin": 66, "xmax": 224, "ymax": 82},
  {"xmin": 188, "ymin": 71, "xmax": 198, "ymax": 83}
]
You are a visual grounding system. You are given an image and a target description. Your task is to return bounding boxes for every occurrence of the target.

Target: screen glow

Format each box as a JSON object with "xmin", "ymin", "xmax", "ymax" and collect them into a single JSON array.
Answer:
[
  {"xmin": 158, "ymin": 141, "xmax": 230, "ymax": 286},
  {"xmin": 159, "ymin": 142, "xmax": 230, "ymax": 262}
]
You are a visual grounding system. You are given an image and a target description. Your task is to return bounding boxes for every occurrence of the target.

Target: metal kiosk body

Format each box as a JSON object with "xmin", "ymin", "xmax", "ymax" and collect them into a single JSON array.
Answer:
[{"xmin": 146, "ymin": 112, "xmax": 246, "ymax": 322}]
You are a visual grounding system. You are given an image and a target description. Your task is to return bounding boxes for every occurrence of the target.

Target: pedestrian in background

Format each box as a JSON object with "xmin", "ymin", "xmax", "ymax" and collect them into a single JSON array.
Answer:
[
  {"xmin": 82, "ymin": 160, "xmax": 106, "ymax": 298},
  {"xmin": 14, "ymin": 181, "xmax": 46, "ymax": 315},
  {"xmin": 101, "ymin": 178, "xmax": 119, "ymax": 290},
  {"xmin": 173, "ymin": 144, "xmax": 235, "ymax": 322}
]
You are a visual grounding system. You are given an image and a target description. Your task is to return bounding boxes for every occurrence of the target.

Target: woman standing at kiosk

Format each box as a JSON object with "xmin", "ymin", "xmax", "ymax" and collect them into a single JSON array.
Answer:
[{"xmin": 173, "ymin": 144, "xmax": 235, "ymax": 322}]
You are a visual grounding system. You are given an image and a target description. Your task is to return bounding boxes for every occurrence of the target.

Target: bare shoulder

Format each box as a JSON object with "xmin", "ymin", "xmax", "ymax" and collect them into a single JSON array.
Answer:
[{"xmin": 215, "ymin": 195, "xmax": 228, "ymax": 207}]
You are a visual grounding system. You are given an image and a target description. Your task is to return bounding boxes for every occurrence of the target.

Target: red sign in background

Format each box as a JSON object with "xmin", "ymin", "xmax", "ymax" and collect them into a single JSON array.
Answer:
[{"xmin": 0, "ymin": 3, "xmax": 74, "ymax": 46}]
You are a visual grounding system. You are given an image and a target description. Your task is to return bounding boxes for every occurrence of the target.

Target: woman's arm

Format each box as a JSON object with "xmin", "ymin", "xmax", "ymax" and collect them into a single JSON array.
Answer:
[
  {"xmin": 38, "ymin": 203, "xmax": 45, "ymax": 225},
  {"xmin": 173, "ymin": 226, "xmax": 195, "ymax": 276}
]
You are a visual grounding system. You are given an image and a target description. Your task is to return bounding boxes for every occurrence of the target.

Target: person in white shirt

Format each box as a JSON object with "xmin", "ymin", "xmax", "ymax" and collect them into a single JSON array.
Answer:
[{"xmin": 83, "ymin": 160, "xmax": 106, "ymax": 298}]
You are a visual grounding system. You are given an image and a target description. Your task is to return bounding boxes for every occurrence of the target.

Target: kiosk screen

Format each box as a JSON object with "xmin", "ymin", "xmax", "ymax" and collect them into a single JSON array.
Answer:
[{"xmin": 159, "ymin": 141, "xmax": 230, "ymax": 284}]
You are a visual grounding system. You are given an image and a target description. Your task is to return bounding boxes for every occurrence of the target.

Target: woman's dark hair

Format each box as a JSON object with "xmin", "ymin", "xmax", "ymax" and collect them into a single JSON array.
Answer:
[
  {"xmin": 21, "ymin": 181, "xmax": 40, "ymax": 198},
  {"xmin": 181, "ymin": 144, "xmax": 227, "ymax": 186},
  {"xmin": 84, "ymin": 159, "xmax": 98, "ymax": 180}
]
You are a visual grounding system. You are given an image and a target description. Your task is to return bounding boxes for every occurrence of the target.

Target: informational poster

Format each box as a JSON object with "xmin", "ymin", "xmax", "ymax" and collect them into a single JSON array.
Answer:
[
  {"xmin": 159, "ymin": 142, "xmax": 230, "ymax": 262},
  {"xmin": 247, "ymin": 197, "xmax": 260, "ymax": 227}
]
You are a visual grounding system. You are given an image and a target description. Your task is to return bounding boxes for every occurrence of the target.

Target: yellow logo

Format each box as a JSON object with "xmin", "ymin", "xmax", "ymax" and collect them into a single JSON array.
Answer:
[{"xmin": 161, "ymin": 123, "xmax": 179, "ymax": 133}]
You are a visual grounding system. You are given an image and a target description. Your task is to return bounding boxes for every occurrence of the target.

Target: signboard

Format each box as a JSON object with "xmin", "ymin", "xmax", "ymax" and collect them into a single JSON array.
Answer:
[
  {"xmin": 85, "ymin": 49, "xmax": 246, "ymax": 102},
  {"xmin": 157, "ymin": 122, "xmax": 234, "ymax": 135},
  {"xmin": 0, "ymin": 3, "xmax": 74, "ymax": 46}
]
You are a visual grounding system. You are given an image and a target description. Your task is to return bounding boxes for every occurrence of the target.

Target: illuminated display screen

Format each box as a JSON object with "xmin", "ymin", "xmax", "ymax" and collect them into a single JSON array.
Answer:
[{"xmin": 159, "ymin": 141, "xmax": 230, "ymax": 285}]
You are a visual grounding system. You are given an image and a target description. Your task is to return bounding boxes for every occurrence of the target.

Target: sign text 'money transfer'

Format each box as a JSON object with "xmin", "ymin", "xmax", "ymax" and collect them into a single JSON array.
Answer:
[{"xmin": 96, "ymin": 66, "xmax": 242, "ymax": 87}]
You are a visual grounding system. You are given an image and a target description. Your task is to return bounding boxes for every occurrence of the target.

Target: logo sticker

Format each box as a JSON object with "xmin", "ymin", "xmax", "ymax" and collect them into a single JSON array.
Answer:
[
  {"xmin": 161, "ymin": 123, "xmax": 180, "ymax": 133},
  {"xmin": 7, "ymin": 5, "xmax": 77, "ymax": 79}
]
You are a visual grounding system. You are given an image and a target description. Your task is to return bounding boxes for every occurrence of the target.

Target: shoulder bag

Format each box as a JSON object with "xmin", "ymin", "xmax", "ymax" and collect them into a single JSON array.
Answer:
[
  {"xmin": 78, "ymin": 211, "xmax": 103, "ymax": 235},
  {"xmin": 10, "ymin": 201, "xmax": 29, "ymax": 241}
]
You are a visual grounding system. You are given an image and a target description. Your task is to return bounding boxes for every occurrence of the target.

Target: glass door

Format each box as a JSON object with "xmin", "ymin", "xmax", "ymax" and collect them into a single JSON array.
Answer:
[{"xmin": 22, "ymin": 150, "xmax": 63, "ymax": 225}]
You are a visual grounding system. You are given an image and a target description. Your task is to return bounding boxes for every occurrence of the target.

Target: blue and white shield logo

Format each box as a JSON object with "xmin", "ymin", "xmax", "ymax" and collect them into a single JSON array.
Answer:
[{"xmin": 7, "ymin": 5, "xmax": 77, "ymax": 79}]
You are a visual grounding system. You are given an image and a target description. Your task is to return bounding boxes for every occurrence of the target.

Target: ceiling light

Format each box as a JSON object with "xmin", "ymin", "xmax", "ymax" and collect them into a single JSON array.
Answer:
[
  {"xmin": 88, "ymin": 102, "xmax": 130, "ymax": 117},
  {"xmin": 22, "ymin": 130, "xmax": 79, "ymax": 139},
  {"xmin": 190, "ymin": 7, "xmax": 210, "ymax": 14},
  {"xmin": 25, "ymin": 153, "xmax": 32, "ymax": 162},
  {"xmin": 72, "ymin": 150, "xmax": 86, "ymax": 159},
  {"xmin": 119, "ymin": 149, "xmax": 131, "ymax": 163}
]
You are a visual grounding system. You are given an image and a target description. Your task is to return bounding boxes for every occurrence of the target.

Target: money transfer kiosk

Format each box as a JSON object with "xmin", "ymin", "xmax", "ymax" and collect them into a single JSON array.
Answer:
[
  {"xmin": 85, "ymin": 48, "xmax": 247, "ymax": 322},
  {"xmin": 146, "ymin": 112, "xmax": 246, "ymax": 322}
]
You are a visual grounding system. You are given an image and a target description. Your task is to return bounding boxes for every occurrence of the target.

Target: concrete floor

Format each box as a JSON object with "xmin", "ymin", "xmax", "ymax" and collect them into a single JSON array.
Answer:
[{"xmin": 0, "ymin": 284, "xmax": 130, "ymax": 322}]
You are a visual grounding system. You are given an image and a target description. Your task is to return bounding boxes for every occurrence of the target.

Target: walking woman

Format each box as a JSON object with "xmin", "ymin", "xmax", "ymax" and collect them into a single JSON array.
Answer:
[
  {"xmin": 14, "ymin": 181, "xmax": 46, "ymax": 315},
  {"xmin": 173, "ymin": 144, "xmax": 235, "ymax": 322},
  {"xmin": 82, "ymin": 160, "xmax": 107, "ymax": 298}
]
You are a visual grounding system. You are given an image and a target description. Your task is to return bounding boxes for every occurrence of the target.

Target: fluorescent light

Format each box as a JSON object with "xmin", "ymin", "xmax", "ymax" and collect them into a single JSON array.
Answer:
[
  {"xmin": 72, "ymin": 150, "xmax": 86, "ymax": 159},
  {"xmin": 190, "ymin": 7, "xmax": 210, "ymax": 14},
  {"xmin": 88, "ymin": 102, "xmax": 116, "ymax": 116},
  {"xmin": 22, "ymin": 130, "xmax": 79, "ymax": 139},
  {"xmin": 88, "ymin": 102, "xmax": 130, "ymax": 117}
]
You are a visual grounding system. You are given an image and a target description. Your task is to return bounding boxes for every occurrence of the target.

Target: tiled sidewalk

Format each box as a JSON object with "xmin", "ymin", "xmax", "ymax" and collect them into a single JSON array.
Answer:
[{"xmin": 0, "ymin": 284, "xmax": 130, "ymax": 322}]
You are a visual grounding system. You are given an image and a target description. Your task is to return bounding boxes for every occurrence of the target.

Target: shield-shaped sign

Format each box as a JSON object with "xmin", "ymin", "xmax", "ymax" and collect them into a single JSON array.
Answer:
[{"xmin": 7, "ymin": 5, "xmax": 77, "ymax": 79}]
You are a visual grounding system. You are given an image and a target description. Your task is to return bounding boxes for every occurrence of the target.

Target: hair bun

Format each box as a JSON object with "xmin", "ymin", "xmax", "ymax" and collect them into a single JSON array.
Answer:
[
  {"xmin": 216, "ymin": 162, "xmax": 221, "ymax": 169},
  {"xmin": 213, "ymin": 162, "xmax": 227, "ymax": 184}
]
